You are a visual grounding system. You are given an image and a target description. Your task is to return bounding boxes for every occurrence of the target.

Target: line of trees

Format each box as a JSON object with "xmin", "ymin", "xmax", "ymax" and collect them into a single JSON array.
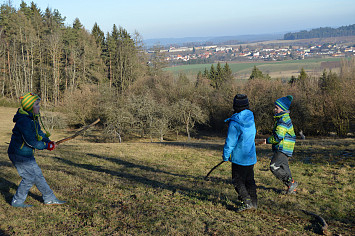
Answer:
[
  {"xmin": 284, "ymin": 24, "xmax": 355, "ymax": 40},
  {"xmin": 0, "ymin": 2, "xmax": 144, "ymax": 104},
  {"xmin": 196, "ymin": 62, "xmax": 233, "ymax": 89}
]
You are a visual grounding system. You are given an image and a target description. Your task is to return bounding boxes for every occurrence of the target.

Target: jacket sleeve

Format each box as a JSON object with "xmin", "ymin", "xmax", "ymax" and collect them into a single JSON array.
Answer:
[
  {"xmin": 17, "ymin": 117, "xmax": 48, "ymax": 150},
  {"xmin": 222, "ymin": 121, "xmax": 240, "ymax": 161},
  {"xmin": 267, "ymin": 119, "xmax": 287, "ymax": 144}
]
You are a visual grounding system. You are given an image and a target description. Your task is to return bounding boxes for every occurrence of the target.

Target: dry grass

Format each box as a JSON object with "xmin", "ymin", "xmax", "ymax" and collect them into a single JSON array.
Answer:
[{"xmin": 0, "ymin": 107, "xmax": 354, "ymax": 235}]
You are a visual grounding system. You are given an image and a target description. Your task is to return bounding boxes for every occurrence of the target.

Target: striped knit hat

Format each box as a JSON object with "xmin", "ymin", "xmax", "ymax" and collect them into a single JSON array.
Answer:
[
  {"xmin": 275, "ymin": 95, "xmax": 293, "ymax": 111},
  {"xmin": 20, "ymin": 92, "xmax": 40, "ymax": 112}
]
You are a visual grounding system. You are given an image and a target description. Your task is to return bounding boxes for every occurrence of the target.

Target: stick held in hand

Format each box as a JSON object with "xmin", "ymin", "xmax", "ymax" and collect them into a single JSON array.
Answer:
[
  {"xmin": 56, "ymin": 118, "xmax": 100, "ymax": 145},
  {"xmin": 205, "ymin": 140, "xmax": 264, "ymax": 180},
  {"xmin": 204, "ymin": 161, "xmax": 225, "ymax": 180}
]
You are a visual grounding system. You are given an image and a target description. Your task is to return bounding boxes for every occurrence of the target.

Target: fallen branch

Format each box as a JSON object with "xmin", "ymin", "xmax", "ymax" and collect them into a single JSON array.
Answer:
[{"xmin": 301, "ymin": 209, "xmax": 331, "ymax": 235}]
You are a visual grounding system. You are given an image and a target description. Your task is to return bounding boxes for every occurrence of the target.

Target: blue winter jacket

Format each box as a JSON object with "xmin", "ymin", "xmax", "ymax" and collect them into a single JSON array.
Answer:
[
  {"xmin": 222, "ymin": 109, "xmax": 257, "ymax": 166},
  {"xmin": 8, "ymin": 108, "xmax": 50, "ymax": 159}
]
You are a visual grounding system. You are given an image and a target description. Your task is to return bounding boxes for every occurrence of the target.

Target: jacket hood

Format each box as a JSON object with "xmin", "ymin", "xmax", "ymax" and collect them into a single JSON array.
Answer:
[
  {"xmin": 225, "ymin": 109, "xmax": 255, "ymax": 128},
  {"xmin": 13, "ymin": 108, "xmax": 33, "ymax": 122}
]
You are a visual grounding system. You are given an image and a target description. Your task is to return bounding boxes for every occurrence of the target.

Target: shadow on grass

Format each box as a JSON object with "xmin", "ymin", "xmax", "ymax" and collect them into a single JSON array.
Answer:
[
  {"xmin": 256, "ymin": 185, "xmax": 283, "ymax": 194},
  {"xmin": 0, "ymin": 228, "xmax": 11, "ymax": 236},
  {"xmin": 47, "ymin": 151, "xmax": 339, "ymax": 235},
  {"xmin": 153, "ymin": 141, "xmax": 223, "ymax": 152},
  {"xmin": 51, "ymin": 151, "xmax": 236, "ymax": 210},
  {"xmin": 86, "ymin": 153, "xmax": 201, "ymax": 180},
  {"xmin": 90, "ymin": 152, "xmax": 232, "ymax": 186}
]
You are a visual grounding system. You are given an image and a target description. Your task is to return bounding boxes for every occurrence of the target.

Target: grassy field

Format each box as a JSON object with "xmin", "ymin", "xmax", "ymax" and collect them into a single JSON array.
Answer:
[
  {"xmin": 165, "ymin": 57, "xmax": 343, "ymax": 81},
  {"xmin": 0, "ymin": 106, "xmax": 354, "ymax": 235}
]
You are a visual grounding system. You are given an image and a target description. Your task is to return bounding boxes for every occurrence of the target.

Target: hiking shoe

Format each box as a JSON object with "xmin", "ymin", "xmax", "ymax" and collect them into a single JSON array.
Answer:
[
  {"xmin": 236, "ymin": 200, "xmax": 256, "ymax": 212},
  {"xmin": 44, "ymin": 198, "xmax": 66, "ymax": 205},
  {"xmin": 11, "ymin": 200, "xmax": 33, "ymax": 208},
  {"xmin": 286, "ymin": 180, "xmax": 298, "ymax": 194}
]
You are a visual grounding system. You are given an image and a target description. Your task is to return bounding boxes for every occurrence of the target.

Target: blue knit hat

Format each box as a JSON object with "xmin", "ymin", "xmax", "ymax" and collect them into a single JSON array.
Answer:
[{"xmin": 275, "ymin": 95, "xmax": 293, "ymax": 111}]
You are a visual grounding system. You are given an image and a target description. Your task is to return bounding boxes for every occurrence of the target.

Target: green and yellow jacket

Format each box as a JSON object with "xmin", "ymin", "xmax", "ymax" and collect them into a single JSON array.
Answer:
[{"xmin": 266, "ymin": 111, "xmax": 296, "ymax": 157}]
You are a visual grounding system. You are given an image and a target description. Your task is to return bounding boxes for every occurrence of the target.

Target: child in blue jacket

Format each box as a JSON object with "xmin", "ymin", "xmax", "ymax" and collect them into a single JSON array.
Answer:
[
  {"xmin": 223, "ymin": 94, "xmax": 257, "ymax": 212},
  {"xmin": 8, "ymin": 92, "xmax": 66, "ymax": 207}
]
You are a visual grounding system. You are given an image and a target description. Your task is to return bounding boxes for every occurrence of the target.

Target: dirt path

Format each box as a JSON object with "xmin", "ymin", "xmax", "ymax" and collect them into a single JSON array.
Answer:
[{"xmin": 0, "ymin": 107, "xmax": 18, "ymax": 143}]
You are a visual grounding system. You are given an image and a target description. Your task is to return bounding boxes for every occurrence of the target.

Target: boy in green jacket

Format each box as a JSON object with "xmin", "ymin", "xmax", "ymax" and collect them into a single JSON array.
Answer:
[{"xmin": 263, "ymin": 95, "xmax": 298, "ymax": 194}]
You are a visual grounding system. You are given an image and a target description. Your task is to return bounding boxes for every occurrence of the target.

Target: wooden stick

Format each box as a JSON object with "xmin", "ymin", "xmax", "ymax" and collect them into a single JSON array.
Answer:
[
  {"xmin": 204, "ymin": 161, "xmax": 225, "ymax": 180},
  {"xmin": 56, "ymin": 118, "xmax": 100, "ymax": 145},
  {"xmin": 204, "ymin": 140, "xmax": 265, "ymax": 180},
  {"xmin": 301, "ymin": 210, "xmax": 330, "ymax": 235}
]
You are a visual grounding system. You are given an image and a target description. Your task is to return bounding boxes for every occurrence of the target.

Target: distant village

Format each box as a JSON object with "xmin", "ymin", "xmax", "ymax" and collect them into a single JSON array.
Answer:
[{"xmin": 151, "ymin": 43, "xmax": 355, "ymax": 64}]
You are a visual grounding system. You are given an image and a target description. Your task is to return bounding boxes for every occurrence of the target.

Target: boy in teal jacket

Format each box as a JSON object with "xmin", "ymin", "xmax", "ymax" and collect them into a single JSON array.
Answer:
[
  {"xmin": 8, "ymin": 92, "xmax": 66, "ymax": 207},
  {"xmin": 223, "ymin": 94, "xmax": 257, "ymax": 212},
  {"xmin": 263, "ymin": 95, "xmax": 298, "ymax": 194}
]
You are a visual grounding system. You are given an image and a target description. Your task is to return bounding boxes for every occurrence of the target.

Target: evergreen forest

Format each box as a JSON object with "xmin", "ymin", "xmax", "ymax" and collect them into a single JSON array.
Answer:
[
  {"xmin": 284, "ymin": 24, "xmax": 355, "ymax": 40},
  {"xmin": 0, "ymin": 2, "xmax": 354, "ymax": 141}
]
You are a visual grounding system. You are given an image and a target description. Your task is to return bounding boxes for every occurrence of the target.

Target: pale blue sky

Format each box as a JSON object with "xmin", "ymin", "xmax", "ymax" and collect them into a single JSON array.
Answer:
[{"xmin": 5, "ymin": 0, "xmax": 355, "ymax": 39}]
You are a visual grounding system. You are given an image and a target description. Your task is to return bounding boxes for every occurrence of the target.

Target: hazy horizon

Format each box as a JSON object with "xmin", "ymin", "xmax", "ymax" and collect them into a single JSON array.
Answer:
[{"xmin": 6, "ymin": 0, "xmax": 355, "ymax": 40}]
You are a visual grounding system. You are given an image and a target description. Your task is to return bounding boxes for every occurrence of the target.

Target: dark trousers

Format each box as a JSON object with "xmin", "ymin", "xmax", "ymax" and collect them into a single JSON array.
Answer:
[
  {"xmin": 270, "ymin": 151, "xmax": 292, "ymax": 186},
  {"xmin": 232, "ymin": 163, "xmax": 257, "ymax": 204}
]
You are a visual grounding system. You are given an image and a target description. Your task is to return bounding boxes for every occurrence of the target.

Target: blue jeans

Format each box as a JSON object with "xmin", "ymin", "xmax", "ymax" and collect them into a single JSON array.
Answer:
[{"xmin": 9, "ymin": 154, "xmax": 56, "ymax": 204}]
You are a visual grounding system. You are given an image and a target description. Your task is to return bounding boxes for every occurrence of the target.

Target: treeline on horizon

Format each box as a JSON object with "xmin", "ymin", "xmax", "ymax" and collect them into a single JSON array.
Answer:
[
  {"xmin": 0, "ymin": 2, "xmax": 354, "ymax": 141},
  {"xmin": 284, "ymin": 24, "xmax": 355, "ymax": 40}
]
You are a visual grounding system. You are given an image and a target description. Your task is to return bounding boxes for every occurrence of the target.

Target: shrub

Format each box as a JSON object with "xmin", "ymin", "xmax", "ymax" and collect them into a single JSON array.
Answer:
[{"xmin": 61, "ymin": 85, "xmax": 100, "ymax": 127}]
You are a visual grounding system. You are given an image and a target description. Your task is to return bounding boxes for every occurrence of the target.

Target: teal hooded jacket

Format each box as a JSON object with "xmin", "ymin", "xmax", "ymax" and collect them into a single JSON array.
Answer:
[
  {"xmin": 8, "ymin": 108, "xmax": 51, "ymax": 159},
  {"xmin": 222, "ymin": 109, "xmax": 257, "ymax": 166}
]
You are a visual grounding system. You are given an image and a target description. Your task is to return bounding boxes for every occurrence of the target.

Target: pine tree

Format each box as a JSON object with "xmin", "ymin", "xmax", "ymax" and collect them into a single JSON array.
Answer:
[
  {"xmin": 203, "ymin": 67, "xmax": 209, "ymax": 78},
  {"xmin": 216, "ymin": 62, "xmax": 224, "ymax": 89},
  {"xmin": 223, "ymin": 63, "xmax": 233, "ymax": 82},
  {"xmin": 249, "ymin": 65, "xmax": 264, "ymax": 80},
  {"xmin": 209, "ymin": 64, "xmax": 217, "ymax": 88},
  {"xmin": 298, "ymin": 67, "xmax": 307, "ymax": 83}
]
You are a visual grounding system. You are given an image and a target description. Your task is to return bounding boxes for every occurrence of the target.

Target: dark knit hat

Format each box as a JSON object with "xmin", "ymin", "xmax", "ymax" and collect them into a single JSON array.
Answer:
[
  {"xmin": 233, "ymin": 94, "xmax": 249, "ymax": 112},
  {"xmin": 275, "ymin": 95, "xmax": 293, "ymax": 111}
]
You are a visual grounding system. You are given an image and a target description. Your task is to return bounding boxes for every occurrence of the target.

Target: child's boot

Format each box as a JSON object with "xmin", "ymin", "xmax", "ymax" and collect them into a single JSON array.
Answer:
[
  {"xmin": 44, "ymin": 197, "xmax": 66, "ymax": 205},
  {"xmin": 11, "ymin": 200, "xmax": 33, "ymax": 208},
  {"xmin": 236, "ymin": 199, "xmax": 255, "ymax": 212},
  {"xmin": 286, "ymin": 178, "xmax": 298, "ymax": 194}
]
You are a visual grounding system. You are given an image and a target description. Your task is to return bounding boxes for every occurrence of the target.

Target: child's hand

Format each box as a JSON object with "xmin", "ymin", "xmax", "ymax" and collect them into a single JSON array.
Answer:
[
  {"xmin": 47, "ymin": 141, "xmax": 56, "ymax": 151},
  {"xmin": 255, "ymin": 139, "xmax": 267, "ymax": 145}
]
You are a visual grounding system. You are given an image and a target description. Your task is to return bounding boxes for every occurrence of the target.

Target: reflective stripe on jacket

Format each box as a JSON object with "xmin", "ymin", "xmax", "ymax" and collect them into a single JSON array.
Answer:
[{"xmin": 266, "ymin": 111, "xmax": 296, "ymax": 157}]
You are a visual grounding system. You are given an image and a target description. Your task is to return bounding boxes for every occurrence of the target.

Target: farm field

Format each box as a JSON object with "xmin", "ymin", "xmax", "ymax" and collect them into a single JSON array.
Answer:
[
  {"xmin": 0, "ymin": 106, "xmax": 354, "ymax": 235},
  {"xmin": 165, "ymin": 57, "xmax": 343, "ymax": 81}
]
